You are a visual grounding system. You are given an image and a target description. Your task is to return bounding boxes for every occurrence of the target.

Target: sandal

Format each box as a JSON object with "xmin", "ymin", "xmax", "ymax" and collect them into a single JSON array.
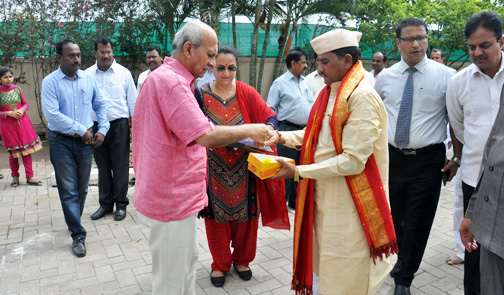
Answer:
[
  {"xmin": 27, "ymin": 178, "xmax": 42, "ymax": 186},
  {"xmin": 11, "ymin": 177, "xmax": 19, "ymax": 187}
]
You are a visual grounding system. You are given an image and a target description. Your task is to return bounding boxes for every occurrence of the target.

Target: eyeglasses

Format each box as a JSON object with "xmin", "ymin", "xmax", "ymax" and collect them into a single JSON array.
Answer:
[
  {"xmin": 216, "ymin": 65, "xmax": 237, "ymax": 72},
  {"xmin": 97, "ymin": 50, "xmax": 113, "ymax": 56},
  {"xmin": 398, "ymin": 35, "xmax": 428, "ymax": 44}
]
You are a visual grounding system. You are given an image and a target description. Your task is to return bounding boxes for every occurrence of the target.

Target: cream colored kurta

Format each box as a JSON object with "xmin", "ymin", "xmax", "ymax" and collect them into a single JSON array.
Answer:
[{"xmin": 282, "ymin": 79, "xmax": 393, "ymax": 295}]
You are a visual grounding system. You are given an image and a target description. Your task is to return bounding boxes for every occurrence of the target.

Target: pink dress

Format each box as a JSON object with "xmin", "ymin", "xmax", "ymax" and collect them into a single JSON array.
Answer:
[{"xmin": 0, "ymin": 86, "xmax": 42, "ymax": 158}]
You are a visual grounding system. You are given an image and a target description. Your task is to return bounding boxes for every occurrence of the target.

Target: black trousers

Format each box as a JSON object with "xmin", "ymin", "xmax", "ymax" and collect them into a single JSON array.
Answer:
[
  {"xmin": 93, "ymin": 118, "xmax": 130, "ymax": 211},
  {"xmin": 462, "ymin": 181, "xmax": 481, "ymax": 295},
  {"xmin": 277, "ymin": 121, "xmax": 302, "ymax": 207},
  {"xmin": 389, "ymin": 143, "xmax": 445, "ymax": 287}
]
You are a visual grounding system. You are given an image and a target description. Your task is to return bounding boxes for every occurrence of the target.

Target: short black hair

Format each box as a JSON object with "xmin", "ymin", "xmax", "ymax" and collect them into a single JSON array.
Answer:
[
  {"xmin": 217, "ymin": 44, "xmax": 239, "ymax": 65},
  {"xmin": 0, "ymin": 66, "xmax": 13, "ymax": 81},
  {"xmin": 374, "ymin": 51, "xmax": 388, "ymax": 62},
  {"xmin": 331, "ymin": 46, "xmax": 362, "ymax": 65},
  {"xmin": 285, "ymin": 47, "xmax": 308, "ymax": 68},
  {"xmin": 431, "ymin": 48, "xmax": 444, "ymax": 58},
  {"xmin": 396, "ymin": 18, "xmax": 428, "ymax": 39},
  {"xmin": 146, "ymin": 45, "xmax": 162, "ymax": 56},
  {"xmin": 94, "ymin": 36, "xmax": 113, "ymax": 51},
  {"xmin": 465, "ymin": 10, "xmax": 503, "ymax": 41},
  {"xmin": 55, "ymin": 39, "xmax": 77, "ymax": 56}
]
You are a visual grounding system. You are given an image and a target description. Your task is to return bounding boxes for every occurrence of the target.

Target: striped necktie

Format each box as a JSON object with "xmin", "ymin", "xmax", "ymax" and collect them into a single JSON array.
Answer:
[{"xmin": 395, "ymin": 66, "xmax": 417, "ymax": 150}]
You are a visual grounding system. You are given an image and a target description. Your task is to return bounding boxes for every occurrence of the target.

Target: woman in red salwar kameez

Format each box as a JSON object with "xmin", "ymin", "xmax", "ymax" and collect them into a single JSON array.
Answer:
[{"xmin": 195, "ymin": 45, "xmax": 289, "ymax": 288}]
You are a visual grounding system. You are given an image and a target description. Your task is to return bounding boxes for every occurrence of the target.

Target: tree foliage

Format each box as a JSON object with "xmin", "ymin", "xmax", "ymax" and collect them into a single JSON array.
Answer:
[{"xmin": 351, "ymin": 0, "xmax": 504, "ymax": 69}]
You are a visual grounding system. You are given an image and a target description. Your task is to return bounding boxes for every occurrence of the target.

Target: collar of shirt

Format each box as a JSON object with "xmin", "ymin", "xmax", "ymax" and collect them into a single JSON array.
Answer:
[
  {"xmin": 285, "ymin": 69, "xmax": 304, "ymax": 83},
  {"xmin": 470, "ymin": 51, "xmax": 504, "ymax": 78},
  {"xmin": 55, "ymin": 67, "xmax": 83, "ymax": 81},
  {"xmin": 163, "ymin": 56, "xmax": 195, "ymax": 86},
  {"xmin": 91, "ymin": 59, "xmax": 117, "ymax": 74},
  {"xmin": 399, "ymin": 55, "xmax": 428, "ymax": 74}
]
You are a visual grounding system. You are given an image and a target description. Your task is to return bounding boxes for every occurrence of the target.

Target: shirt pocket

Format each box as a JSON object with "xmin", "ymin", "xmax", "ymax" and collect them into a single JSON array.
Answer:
[
  {"xmin": 82, "ymin": 86, "xmax": 93, "ymax": 105},
  {"xmin": 417, "ymin": 88, "xmax": 445, "ymax": 114},
  {"xmin": 106, "ymin": 85, "xmax": 125, "ymax": 100}
]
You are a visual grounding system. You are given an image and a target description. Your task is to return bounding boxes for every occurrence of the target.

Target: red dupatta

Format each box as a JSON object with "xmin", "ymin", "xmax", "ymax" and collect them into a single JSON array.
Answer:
[
  {"xmin": 292, "ymin": 61, "xmax": 397, "ymax": 294},
  {"xmin": 235, "ymin": 81, "xmax": 290, "ymax": 230}
]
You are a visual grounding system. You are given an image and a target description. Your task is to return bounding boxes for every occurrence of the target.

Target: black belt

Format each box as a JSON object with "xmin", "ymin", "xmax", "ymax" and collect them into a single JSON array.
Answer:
[
  {"xmin": 388, "ymin": 143, "xmax": 444, "ymax": 156},
  {"xmin": 279, "ymin": 120, "xmax": 306, "ymax": 129},
  {"xmin": 55, "ymin": 127, "xmax": 92, "ymax": 138}
]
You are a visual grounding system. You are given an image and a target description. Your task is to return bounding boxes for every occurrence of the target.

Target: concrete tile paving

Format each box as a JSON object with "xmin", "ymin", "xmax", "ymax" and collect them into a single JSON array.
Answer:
[{"xmin": 0, "ymin": 144, "xmax": 464, "ymax": 294}]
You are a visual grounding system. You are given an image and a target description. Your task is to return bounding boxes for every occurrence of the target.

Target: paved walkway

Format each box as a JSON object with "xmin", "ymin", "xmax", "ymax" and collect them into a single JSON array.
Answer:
[{"xmin": 0, "ymin": 143, "xmax": 464, "ymax": 294}]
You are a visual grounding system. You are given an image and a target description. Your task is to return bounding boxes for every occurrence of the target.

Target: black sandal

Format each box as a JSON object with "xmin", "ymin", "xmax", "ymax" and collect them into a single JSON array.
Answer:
[
  {"xmin": 27, "ymin": 179, "xmax": 42, "ymax": 186},
  {"xmin": 11, "ymin": 177, "xmax": 19, "ymax": 187}
]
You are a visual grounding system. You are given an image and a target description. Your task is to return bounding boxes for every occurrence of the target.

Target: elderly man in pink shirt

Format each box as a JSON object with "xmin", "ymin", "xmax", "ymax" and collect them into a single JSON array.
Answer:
[{"xmin": 132, "ymin": 20, "xmax": 273, "ymax": 295}]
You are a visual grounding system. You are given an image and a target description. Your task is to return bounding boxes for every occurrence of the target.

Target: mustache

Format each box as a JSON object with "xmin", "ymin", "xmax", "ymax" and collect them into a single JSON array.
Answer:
[{"xmin": 73, "ymin": 62, "xmax": 80, "ymax": 67}]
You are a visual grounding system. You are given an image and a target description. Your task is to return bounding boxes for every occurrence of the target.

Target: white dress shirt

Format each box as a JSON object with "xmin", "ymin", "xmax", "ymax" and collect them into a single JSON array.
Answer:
[
  {"xmin": 85, "ymin": 59, "xmax": 137, "ymax": 121},
  {"xmin": 375, "ymin": 56, "xmax": 456, "ymax": 149},
  {"xmin": 305, "ymin": 70, "xmax": 325, "ymax": 97},
  {"xmin": 137, "ymin": 69, "xmax": 151, "ymax": 93},
  {"xmin": 446, "ymin": 54, "xmax": 504, "ymax": 187}
]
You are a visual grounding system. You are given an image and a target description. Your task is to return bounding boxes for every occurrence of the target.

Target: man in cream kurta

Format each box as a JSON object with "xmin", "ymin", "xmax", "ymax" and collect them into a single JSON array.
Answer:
[{"xmin": 269, "ymin": 29, "xmax": 393, "ymax": 295}]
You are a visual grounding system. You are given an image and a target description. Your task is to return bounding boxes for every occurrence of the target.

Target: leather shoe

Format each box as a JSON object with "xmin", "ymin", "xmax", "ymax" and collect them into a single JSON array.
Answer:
[
  {"xmin": 114, "ymin": 208, "xmax": 127, "ymax": 221},
  {"xmin": 72, "ymin": 238, "xmax": 86, "ymax": 257},
  {"xmin": 210, "ymin": 271, "xmax": 225, "ymax": 287},
  {"xmin": 234, "ymin": 264, "xmax": 252, "ymax": 280},
  {"xmin": 91, "ymin": 207, "xmax": 112, "ymax": 220},
  {"xmin": 394, "ymin": 284, "xmax": 411, "ymax": 295}
]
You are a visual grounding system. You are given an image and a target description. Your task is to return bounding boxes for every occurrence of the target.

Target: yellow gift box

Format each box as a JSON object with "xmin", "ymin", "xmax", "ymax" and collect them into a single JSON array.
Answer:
[{"xmin": 247, "ymin": 152, "xmax": 295, "ymax": 180}]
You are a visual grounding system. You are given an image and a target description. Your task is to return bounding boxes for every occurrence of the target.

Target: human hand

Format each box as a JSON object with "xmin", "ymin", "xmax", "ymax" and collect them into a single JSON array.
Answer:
[
  {"xmin": 263, "ymin": 129, "xmax": 281, "ymax": 147},
  {"xmin": 81, "ymin": 130, "xmax": 93, "ymax": 145},
  {"xmin": 92, "ymin": 132, "xmax": 105, "ymax": 148},
  {"xmin": 8, "ymin": 110, "xmax": 22, "ymax": 119},
  {"xmin": 459, "ymin": 217, "xmax": 478, "ymax": 252},
  {"xmin": 248, "ymin": 124, "xmax": 271, "ymax": 145},
  {"xmin": 271, "ymin": 158, "xmax": 296, "ymax": 179},
  {"xmin": 15, "ymin": 109, "xmax": 24, "ymax": 117},
  {"xmin": 441, "ymin": 159, "xmax": 459, "ymax": 181}
]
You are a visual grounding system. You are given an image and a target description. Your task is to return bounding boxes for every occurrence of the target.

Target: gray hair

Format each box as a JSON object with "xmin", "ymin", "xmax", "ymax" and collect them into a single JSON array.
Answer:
[{"xmin": 172, "ymin": 22, "xmax": 203, "ymax": 54}]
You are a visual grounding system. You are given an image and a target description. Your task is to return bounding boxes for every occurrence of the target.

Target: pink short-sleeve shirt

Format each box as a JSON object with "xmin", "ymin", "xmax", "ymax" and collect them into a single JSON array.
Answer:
[{"xmin": 132, "ymin": 57, "xmax": 214, "ymax": 222}]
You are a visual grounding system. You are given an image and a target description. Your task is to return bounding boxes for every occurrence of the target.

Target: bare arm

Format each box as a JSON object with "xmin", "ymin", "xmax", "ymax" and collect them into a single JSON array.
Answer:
[{"xmin": 195, "ymin": 124, "xmax": 274, "ymax": 148}]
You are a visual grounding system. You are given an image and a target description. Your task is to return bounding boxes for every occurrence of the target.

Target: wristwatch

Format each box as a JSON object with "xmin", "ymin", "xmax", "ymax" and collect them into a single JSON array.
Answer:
[{"xmin": 451, "ymin": 156, "xmax": 461, "ymax": 166}]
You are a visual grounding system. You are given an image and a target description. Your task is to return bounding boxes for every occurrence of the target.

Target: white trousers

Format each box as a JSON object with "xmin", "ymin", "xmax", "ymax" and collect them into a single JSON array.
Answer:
[
  {"xmin": 138, "ymin": 212, "xmax": 199, "ymax": 295},
  {"xmin": 453, "ymin": 172, "xmax": 465, "ymax": 260}
]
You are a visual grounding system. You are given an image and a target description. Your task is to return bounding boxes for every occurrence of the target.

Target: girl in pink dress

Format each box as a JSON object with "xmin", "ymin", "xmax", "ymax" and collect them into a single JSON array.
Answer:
[{"xmin": 0, "ymin": 67, "xmax": 43, "ymax": 187}]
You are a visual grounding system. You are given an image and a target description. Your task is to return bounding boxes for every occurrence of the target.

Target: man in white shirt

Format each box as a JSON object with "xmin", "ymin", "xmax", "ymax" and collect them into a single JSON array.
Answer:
[
  {"xmin": 267, "ymin": 48, "xmax": 314, "ymax": 209},
  {"xmin": 305, "ymin": 69, "xmax": 324, "ymax": 97},
  {"xmin": 370, "ymin": 51, "xmax": 387, "ymax": 77},
  {"xmin": 137, "ymin": 45, "xmax": 163, "ymax": 92},
  {"xmin": 86, "ymin": 37, "xmax": 138, "ymax": 222},
  {"xmin": 447, "ymin": 10, "xmax": 504, "ymax": 295},
  {"xmin": 375, "ymin": 18, "xmax": 459, "ymax": 295}
]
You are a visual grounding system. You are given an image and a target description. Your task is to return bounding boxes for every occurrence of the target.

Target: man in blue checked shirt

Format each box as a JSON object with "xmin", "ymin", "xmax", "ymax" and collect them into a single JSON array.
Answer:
[
  {"xmin": 42, "ymin": 39, "xmax": 109, "ymax": 258},
  {"xmin": 267, "ymin": 48, "xmax": 314, "ymax": 209}
]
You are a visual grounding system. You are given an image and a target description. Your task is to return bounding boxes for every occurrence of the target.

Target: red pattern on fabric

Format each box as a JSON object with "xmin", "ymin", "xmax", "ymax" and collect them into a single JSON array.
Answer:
[
  {"xmin": 234, "ymin": 81, "xmax": 290, "ymax": 230},
  {"xmin": 205, "ymin": 217, "xmax": 259, "ymax": 272}
]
